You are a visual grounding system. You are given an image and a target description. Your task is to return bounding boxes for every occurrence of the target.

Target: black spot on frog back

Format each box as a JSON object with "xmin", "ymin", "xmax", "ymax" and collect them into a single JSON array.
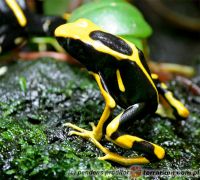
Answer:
[{"xmin": 89, "ymin": 30, "xmax": 133, "ymax": 56}]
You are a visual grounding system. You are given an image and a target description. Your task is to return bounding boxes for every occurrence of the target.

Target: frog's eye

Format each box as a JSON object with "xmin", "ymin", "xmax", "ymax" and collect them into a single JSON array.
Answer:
[{"xmin": 89, "ymin": 30, "xmax": 133, "ymax": 56}]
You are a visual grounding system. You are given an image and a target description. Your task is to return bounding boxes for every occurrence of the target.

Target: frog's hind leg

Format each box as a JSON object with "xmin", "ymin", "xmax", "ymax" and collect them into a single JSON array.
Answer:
[
  {"xmin": 65, "ymin": 121, "xmax": 149, "ymax": 165},
  {"xmin": 65, "ymin": 102, "xmax": 165, "ymax": 165},
  {"xmin": 151, "ymin": 73, "xmax": 189, "ymax": 120},
  {"xmin": 104, "ymin": 102, "xmax": 165, "ymax": 165}
]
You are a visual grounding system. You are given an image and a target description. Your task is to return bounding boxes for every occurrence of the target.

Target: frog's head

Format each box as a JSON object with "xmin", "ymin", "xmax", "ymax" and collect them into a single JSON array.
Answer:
[
  {"xmin": 55, "ymin": 18, "xmax": 136, "ymax": 68},
  {"xmin": 55, "ymin": 18, "xmax": 103, "ymax": 66}
]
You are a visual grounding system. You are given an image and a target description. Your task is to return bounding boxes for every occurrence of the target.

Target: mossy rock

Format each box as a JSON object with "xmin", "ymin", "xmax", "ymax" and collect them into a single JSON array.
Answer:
[{"xmin": 0, "ymin": 58, "xmax": 199, "ymax": 179}]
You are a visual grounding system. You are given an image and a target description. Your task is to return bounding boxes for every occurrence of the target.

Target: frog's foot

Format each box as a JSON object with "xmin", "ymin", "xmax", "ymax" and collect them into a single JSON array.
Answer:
[
  {"xmin": 64, "ymin": 122, "xmax": 101, "ymax": 141},
  {"xmin": 64, "ymin": 123, "xmax": 151, "ymax": 166},
  {"xmin": 98, "ymin": 152, "xmax": 150, "ymax": 166}
]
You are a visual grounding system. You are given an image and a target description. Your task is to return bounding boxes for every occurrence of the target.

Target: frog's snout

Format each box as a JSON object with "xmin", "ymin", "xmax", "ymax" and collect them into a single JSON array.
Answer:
[{"xmin": 54, "ymin": 24, "xmax": 69, "ymax": 38}]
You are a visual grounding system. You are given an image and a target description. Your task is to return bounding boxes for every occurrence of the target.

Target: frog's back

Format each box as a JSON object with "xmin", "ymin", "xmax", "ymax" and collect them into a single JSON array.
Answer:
[{"xmin": 99, "ymin": 59, "xmax": 158, "ymax": 110}]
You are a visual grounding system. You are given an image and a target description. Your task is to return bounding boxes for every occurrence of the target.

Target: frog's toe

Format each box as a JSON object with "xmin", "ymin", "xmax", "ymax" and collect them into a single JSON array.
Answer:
[
  {"xmin": 64, "ymin": 122, "xmax": 86, "ymax": 132},
  {"xmin": 98, "ymin": 151, "xmax": 150, "ymax": 166},
  {"xmin": 68, "ymin": 130, "xmax": 91, "ymax": 139},
  {"xmin": 89, "ymin": 122, "xmax": 96, "ymax": 130},
  {"xmin": 64, "ymin": 123, "xmax": 96, "ymax": 140}
]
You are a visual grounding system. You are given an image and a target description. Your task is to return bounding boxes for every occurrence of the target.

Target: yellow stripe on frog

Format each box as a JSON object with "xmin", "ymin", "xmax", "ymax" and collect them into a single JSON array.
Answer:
[
  {"xmin": 116, "ymin": 69, "xmax": 125, "ymax": 92},
  {"xmin": 5, "ymin": 0, "xmax": 27, "ymax": 27}
]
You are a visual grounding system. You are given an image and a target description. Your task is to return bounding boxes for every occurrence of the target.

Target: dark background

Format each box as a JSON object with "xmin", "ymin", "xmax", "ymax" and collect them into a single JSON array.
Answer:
[{"xmin": 134, "ymin": 0, "xmax": 200, "ymax": 66}]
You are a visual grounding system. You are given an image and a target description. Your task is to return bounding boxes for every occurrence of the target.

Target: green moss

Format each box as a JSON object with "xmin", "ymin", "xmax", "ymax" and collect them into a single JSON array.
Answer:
[{"xmin": 0, "ymin": 58, "xmax": 199, "ymax": 179}]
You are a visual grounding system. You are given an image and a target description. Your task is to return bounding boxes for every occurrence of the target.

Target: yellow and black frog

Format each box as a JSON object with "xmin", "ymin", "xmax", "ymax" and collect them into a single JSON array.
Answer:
[
  {"xmin": 54, "ymin": 19, "xmax": 190, "ymax": 166},
  {"xmin": 0, "ymin": 0, "xmax": 66, "ymax": 54}
]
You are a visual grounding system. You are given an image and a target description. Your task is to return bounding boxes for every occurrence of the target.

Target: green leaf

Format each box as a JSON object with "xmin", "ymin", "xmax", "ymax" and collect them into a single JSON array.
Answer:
[
  {"xmin": 5, "ymin": 169, "xmax": 16, "ymax": 175},
  {"xmin": 43, "ymin": 0, "xmax": 70, "ymax": 15},
  {"xmin": 69, "ymin": 0, "xmax": 152, "ymax": 38},
  {"xmin": 19, "ymin": 76, "xmax": 27, "ymax": 92}
]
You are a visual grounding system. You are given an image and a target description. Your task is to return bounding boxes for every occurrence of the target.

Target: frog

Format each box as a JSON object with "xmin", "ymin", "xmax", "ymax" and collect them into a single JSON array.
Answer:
[
  {"xmin": 54, "ymin": 18, "xmax": 190, "ymax": 166},
  {"xmin": 0, "ymin": 0, "xmax": 66, "ymax": 54}
]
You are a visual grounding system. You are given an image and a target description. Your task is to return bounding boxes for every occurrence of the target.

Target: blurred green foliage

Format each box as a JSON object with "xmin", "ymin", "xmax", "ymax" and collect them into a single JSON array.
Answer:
[
  {"xmin": 43, "ymin": 0, "xmax": 93, "ymax": 15},
  {"xmin": 43, "ymin": 0, "xmax": 70, "ymax": 15}
]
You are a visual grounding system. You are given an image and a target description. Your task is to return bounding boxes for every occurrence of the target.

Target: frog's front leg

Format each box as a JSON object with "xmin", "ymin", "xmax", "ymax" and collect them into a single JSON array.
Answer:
[
  {"xmin": 65, "ymin": 72, "xmax": 115, "ymax": 142},
  {"xmin": 64, "ymin": 72, "xmax": 117, "ymax": 163},
  {"xmin": 64, "ymin": 104, "xmax": 111, "ymax": 142},
  {"xmin": 103, "ymin": 102, "xmax": 165, "ymax": 165}
]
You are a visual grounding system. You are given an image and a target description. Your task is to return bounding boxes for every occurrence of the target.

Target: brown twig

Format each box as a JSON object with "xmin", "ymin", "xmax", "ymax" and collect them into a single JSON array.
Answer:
[
  {"xmin": 176, "ymin": 76, "xmax": 200, "ymax": 96},
  {"xmin": 68, "ymin": 0, "xmax": 84, "ymax": 12},
  {"xmin": 145, "ymin": 0, "xmax": 200, "ymax": 32},
  {"xmin": 18, "ymin": 51, "xmax": 81, "ymax": 66}
]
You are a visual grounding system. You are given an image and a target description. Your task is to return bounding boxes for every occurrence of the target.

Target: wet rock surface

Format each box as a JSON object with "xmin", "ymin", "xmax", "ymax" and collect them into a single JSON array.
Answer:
[{"xmin": 0, "ymin": 58, "xmax": 199, "ymax": 179}]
